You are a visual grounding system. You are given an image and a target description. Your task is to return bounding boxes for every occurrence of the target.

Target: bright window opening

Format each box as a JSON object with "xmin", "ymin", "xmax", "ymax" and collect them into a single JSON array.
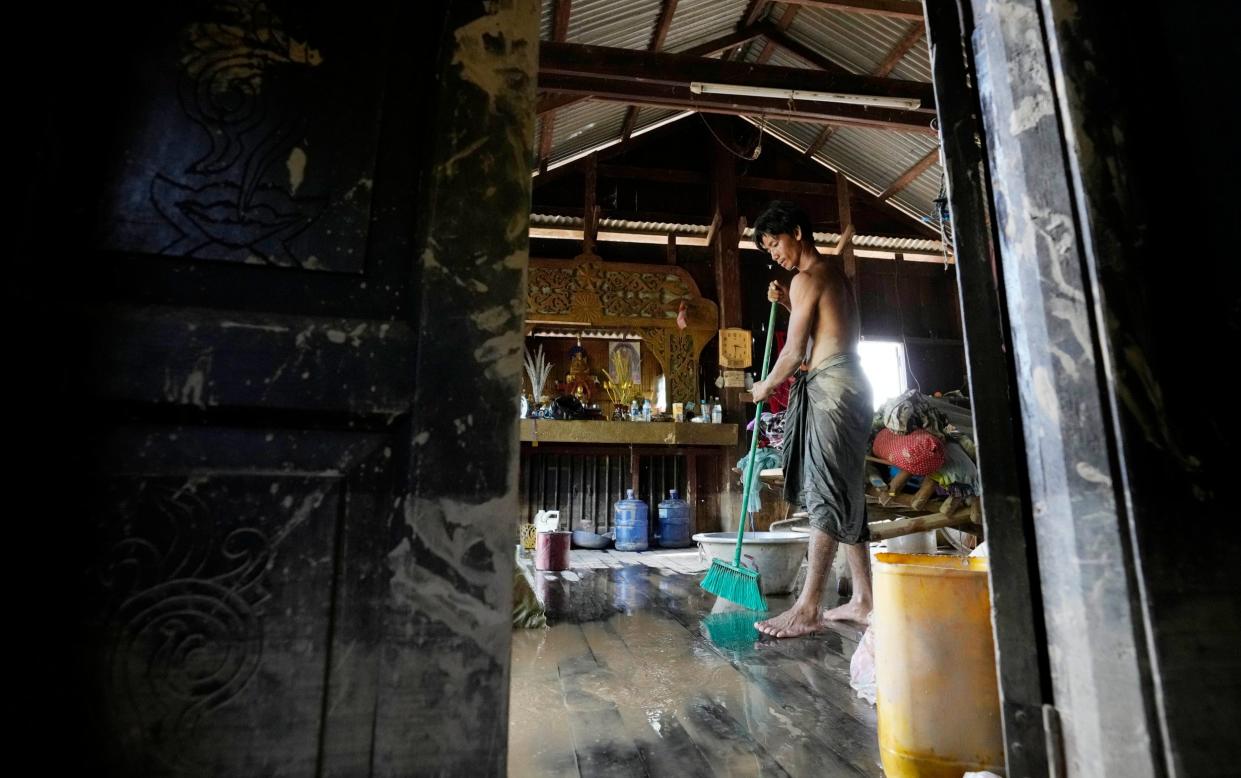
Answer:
[{"xmin": 858, "ymin": 339, "xmax": 908, "ymax": 410}]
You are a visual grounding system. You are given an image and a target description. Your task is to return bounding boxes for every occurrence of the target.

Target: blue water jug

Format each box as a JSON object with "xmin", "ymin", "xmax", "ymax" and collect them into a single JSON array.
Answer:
[
  {"xmin": 613, "ymin": 488, "xmax": 649, "ymax": 551},
  {"xmin": 657, "ymin": 489, "xmax": 692, "ymax": 548}
]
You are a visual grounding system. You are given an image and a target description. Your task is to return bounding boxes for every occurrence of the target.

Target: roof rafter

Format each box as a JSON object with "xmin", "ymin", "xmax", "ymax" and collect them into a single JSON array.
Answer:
[
  {"xmin": 731, "ymin": 0, "xmax": 772, "ymax": 59},
  {"xmin": 753, "ymin": 4, "xmax": 800, "ymax": 64},
  {"xmin": 621, "ymin": 0, "xmax": 680, "ymax": 141},
  {"xmin": 539, "ymin": 73, "xmax": 935, "ymax": 132},
  {"xmin": 755, "ymin": 22, "xmax": 851, "ymax": 75},
  {"xmin": 873, "ymin": 23, "xmax": 925, "ymax": 77},
  {"xmin": 539, "ymin": 41, "xmax": 936, "ymax": 106},
  {"xmin": 878, "ymin": 147, "xmax": 940, "ymax": 201},
  {"xmin": 536, "ymin": 25, "xmax": 768, "ymax": 122},
  {"xmin": 537, "ymin": 0, "xmax": 574, "ymax": 170},
  {"xmin": 803, "ymin": 22, "xmax": 928, "ymax": 163}
]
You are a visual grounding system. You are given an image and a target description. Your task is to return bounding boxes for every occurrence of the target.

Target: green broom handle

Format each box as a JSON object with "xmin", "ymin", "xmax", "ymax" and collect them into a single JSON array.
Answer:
[{"xmin": 734, "ymin": 299, "xmax": 781, "ymax": 567}]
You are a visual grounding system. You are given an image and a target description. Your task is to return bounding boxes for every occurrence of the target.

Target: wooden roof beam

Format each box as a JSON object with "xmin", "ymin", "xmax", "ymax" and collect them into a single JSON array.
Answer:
[
  {"xmin": 738, "ymin": 175, "xmax": 834, "ymax": 195},
  {"xmin": 754, "ymin": 4, "xmax": 800, "ymax": 64},
  {"xmin": 536, "ymin": 25, "xmax": 768, "ymax": 118},
  {"xmin": 754, "ymin": 23, "xmax": 851, "ymax": 75},
  {"xmin": 732, "ymin": 0, "xmax": 772, "ymax": 59},
  {"xmin": 740, "ymin": 0, "xmax": 770, "ymax": 28},
  {"xmin": 538, "ymin": 73, "xmax": 935, "ymax": 133},
  {"xmin": 539, "ymin": 41, "xmax": 936, "ymax": 106},
  {"xmin": 621, "ymin": 0, "xmax": 680, "ymax": 141},
  {"xmin": 799, "ymin": 23, "xmax": 925, "ymax": 166},
  {"xmin": 803, "ymin": 127, "xmax": 837, "ymax": 159},
  {"xmin": 873, "ymin": 23, "xmax": 925, "ymax": 77},
  {"xmin": 537, "ymin": 0, "xmax": 574, "ymax": 170},
  {"xmin": 680, "ymin": 25, "xmax": 768, "ymax": 57},
  {"xmin": 878, "ymin": 147, "xmax": 940, "ymax": 201}
]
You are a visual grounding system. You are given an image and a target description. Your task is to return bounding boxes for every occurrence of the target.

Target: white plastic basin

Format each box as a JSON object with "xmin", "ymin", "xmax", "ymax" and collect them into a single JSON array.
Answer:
[{"xmin": 692, "ymin": 531, "xmax": 810, "ymax": 594}]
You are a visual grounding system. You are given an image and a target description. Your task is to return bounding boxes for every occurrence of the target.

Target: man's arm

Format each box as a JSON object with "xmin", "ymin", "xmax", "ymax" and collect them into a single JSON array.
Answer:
[{"xmin": 751, "ymin": 273, "xmax": 817, "ymax": 401}]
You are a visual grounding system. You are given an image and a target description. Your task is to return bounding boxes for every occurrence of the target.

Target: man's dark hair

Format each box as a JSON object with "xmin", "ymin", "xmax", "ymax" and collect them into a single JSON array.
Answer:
[{"xmin": 753, "ymin": 200, "xmax": 815, "ymax": 252}]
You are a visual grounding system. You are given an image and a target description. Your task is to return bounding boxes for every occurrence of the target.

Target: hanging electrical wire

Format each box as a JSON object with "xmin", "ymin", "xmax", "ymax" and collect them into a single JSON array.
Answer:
[
  {"xmin": 698, "ymin": 112, "xmax": 764, "ymax": 160},
  {"xmin": 922, "ymin": 167, "xmax": 954, "ymax": 269}
]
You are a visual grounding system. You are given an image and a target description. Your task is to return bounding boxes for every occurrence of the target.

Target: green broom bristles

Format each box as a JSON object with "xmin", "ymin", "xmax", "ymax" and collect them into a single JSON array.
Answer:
[
  {"xmin": 701, "ymin": 605, "xmax": 771, "ymax": 655},
  {"xmin": 700, "ymin": 558, "xmax": 768, "ymax": 611}
]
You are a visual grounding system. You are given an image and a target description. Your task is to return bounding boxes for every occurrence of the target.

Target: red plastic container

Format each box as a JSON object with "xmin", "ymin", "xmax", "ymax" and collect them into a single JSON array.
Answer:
[{"xmin": 535, "ymin": 531, "xmax": 571, "ymax": 571}]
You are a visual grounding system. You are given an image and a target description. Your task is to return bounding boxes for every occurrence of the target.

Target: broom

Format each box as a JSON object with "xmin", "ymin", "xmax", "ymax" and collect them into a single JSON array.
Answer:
[
  {"xmin": 700, "ymin": 299, "xmax": 779, "ymax": 611},
  {"xmin": 701, "ymin": 606, "xmax": 766, "ymax": 657}
]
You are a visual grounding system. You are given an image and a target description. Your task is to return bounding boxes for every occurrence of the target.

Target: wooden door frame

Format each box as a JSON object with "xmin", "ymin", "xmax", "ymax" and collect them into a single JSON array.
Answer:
[{"xmin": 922, "ymin": 0, "xmax": 1241, "ymax": 775}]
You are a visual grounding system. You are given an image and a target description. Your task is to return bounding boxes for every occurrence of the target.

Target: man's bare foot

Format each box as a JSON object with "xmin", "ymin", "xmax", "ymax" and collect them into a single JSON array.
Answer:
[
  {"xmin": 755, "ymin": 603, "xmax": 823, "ymax": 638},
  {"xmin": 822, "ymin": 600, "xmax": 872, "ymax": 624}
]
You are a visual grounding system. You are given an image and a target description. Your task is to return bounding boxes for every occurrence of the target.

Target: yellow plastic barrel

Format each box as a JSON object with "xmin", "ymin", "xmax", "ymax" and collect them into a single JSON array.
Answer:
[{"xmin": 874, "ymin": 552, "xmax": 1004, "ymax": 777}]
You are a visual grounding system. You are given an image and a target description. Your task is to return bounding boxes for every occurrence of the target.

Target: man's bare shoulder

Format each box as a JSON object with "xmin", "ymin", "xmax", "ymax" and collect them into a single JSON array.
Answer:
[
  {"xmin": 789, "ymin": 266, "xmax": 826, "ymax": 292},
  {"xmin": 789, "ymin": 264, "xmax": 832, "ymax": 298}
]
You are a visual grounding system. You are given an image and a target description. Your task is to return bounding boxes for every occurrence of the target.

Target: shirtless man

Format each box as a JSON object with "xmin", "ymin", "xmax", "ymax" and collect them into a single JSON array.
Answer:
[{"xmin": 748, "ymin": 201, "xmax": 874, "ymax": 638}]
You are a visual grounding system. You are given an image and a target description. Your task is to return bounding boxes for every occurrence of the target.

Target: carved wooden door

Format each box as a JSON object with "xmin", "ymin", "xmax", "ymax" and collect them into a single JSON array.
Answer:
[{"xmin": 24, "ymin": 1, "xmax": 535, "ymax": 775}]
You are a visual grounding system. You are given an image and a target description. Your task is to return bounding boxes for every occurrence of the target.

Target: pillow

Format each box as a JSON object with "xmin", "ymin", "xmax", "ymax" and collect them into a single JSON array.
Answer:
[
  {"xmin": 872, "ymin": 428, "xmax": 897, "ymax": 460},
  {"xmin": 875, "ymin": 428, "xmax": 945, "ymax": 476}
]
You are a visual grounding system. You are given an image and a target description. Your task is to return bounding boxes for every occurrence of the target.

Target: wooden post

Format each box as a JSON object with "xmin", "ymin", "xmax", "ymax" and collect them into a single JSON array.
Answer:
[
  {"xmin": 712, "ymin": 144, "xmax": 742, "ymax": 329},
  {"xmin": 712, "ymin": 140, "xmax": 745, "ymax": 530},
  {"xmin": 583, "ymin": 152, "xmax": 598, "ymax": 255},
  {"xmin": 629, "ymin": 445, "xmax": 640, "ymax": 496},
  {"xmin": 923, "ymin": 3, "xmax": 1052, "ymax": 769},
  {"xmin": 836, "ymin": 170, "xmax": 856, "ymax": 283},
  {"xmin": 685, "ymin": 451, "xmax": 699, "ymax": 534}
]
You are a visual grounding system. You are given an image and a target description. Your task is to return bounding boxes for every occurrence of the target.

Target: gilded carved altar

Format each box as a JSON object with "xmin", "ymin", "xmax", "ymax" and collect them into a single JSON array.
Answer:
[{"xmin": 526, "ymin": 256, "xmax": 719, "ymax": 405}]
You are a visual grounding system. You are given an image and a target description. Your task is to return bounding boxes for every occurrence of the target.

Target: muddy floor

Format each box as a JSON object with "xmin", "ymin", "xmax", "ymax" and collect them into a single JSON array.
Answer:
[{"xmin": 509, "ymin": 558, "xmax": 881, "ymax": 777}]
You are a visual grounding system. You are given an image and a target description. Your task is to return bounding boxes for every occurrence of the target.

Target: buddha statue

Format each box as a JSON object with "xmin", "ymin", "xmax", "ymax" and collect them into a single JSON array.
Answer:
[{"xmin": 562, "ymin": 341, "xmax": 599, "ymax": 403}]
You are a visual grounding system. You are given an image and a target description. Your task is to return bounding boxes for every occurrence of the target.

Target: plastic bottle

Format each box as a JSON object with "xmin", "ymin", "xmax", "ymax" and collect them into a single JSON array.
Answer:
[
  {"xmin": 642, "ymin": 398, "xmax": 652, "ymax": 422},
  {"xmin": 613, "ymin": 489, "xmax": 649, "ymax": 551},
  {"xmin": 712, "ymin": 402, "xmax": 723, "ymax": 424},
  {"xmin": 657, "ymin": 489, "xmax": 692, "ymax": 548}
]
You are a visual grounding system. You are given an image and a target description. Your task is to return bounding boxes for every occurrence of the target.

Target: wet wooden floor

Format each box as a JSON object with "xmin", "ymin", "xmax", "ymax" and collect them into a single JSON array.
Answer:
[{"xmin": 509, "ymin": 558, "xmax": 882, "ymax": 777}]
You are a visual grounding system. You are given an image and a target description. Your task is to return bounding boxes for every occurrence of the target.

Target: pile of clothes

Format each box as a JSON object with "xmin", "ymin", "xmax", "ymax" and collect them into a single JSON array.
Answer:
[
  {"xmin": 736, "ymin": 410, "xmax": 787, "ymax": 512},
  {"xmin": 871, "ymin": 389, "xmax": 979, "ymax": 498}
]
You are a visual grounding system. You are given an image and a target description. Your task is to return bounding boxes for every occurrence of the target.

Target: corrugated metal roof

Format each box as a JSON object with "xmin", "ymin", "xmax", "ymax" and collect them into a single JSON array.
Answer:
[
  {"xmin": 785, "ymin": 7, "xmax": 930, "ymax": 82},
  {"xmin": 752, "ymin": 41, "xmax": 821, "ymax": 69},
  {"xmin": 533, "ymin": 214, "xmax": 710, "ymax": 236},
  {"xmin": 535, "ymin": 110, "xmax": 693, "ymax": 175},
  {"xmin": 890, "ymin": 164, "xmax": 943, "ymax": 223},
  {"xmin": 892, "ymin": 36, "xmax": 932, "ymax": 83},
  {"xmin": 738, "ymin": 2, "xmax": 795, "ymax": 63},
  {"xmin": 549, "ymin": 101, "xmax": 630, "ymax": 166},
  {"xmin": 529, "ymin": 213, "xmax": 947, "ymax": 254},
  {"xmin": 818, "ymin": 126, "xmax": 939, "ymax": 217},
  {"xmin": 726, "ymin": 10, "xmax": 940, "ymax": 223},
  {"xmin": 566, "ymin": 0, "xmax": 664, "ymax": 50},
  {"xmin": 663, "ymin": 0, "xmax": 751, "ymax": 53},
  {"xmin": 632, "ymin": 107, "xmax": 688, "ymax": 133},
  {"xmin": 535, "ymin": 0, "xmax": 939, "ymax": 231},
  {"xmin": 757, "ymin": 119, "xmax": 823, "ymax": 154},
  {"xmin": 748, "ymin": 119, "xmax": 938, "ymax": 224}
]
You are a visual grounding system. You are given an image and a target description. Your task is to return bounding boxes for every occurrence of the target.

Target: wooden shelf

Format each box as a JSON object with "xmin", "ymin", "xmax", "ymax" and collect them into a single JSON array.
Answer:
[{"xmin": 520, "ymin": 419, "xmax": 739, "ymax": 446}]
